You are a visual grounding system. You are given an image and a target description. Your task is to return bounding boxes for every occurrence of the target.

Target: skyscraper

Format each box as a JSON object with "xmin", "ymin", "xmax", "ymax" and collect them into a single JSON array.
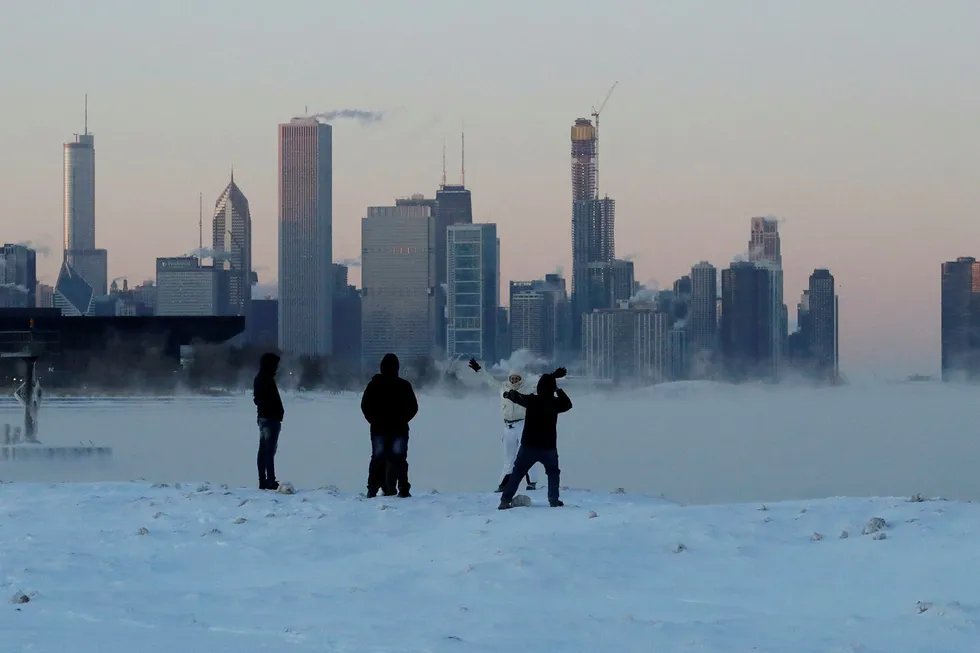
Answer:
[
  {"xmin": 940, "ymin": 257, "xmax": 980, "ymax": 380},
  {"xmin": 446, "ymin": 223, "xmax": 498, "ymax": 362},
  {"xmin": 212, "ymin": 171, "xmax": 252, "ymax": 317},
  {"xmin": 0, "ymin": 244, "xmax": 37, "ymax": 308},
  {"xmin": 720, "ymin": 261, "xmax": 780, "ymax": 382},
  {"xmin": 434, "ymin": 138, "xmax": 474, "ymax": 355},
  {"xmin": 278, "ymin": 117, "xmax": 333, "ymax": 356},
  {"xmin": 360, "ymin": 203, "xmax": 436, "ymax": 371},
  {"xmin": 808, "ymin": 269, "xmax": 838, "ymax": 380},
  {"xmin": 570, "ymin": 117, "xmax": 617, "ymax": 349},
  {"xmin": 61, "ymin": 97, "xmax": 108, "ymax": 299},
  {"xmin": 748, "ymin": 216, "xmax": 782, "ymax": 265},
  {"xmin": 690, "ymin": 261, "xmax": 718, "ymax": 357}
]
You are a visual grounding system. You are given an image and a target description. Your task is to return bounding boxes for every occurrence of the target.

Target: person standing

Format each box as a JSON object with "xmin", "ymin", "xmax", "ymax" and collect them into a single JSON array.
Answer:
[
  {"xmin": 498, "ymin": 370, "xmax": 572, "ymax": 509},
  {"xmin": 253, "ymin": 352, "xmax": 285, "ymax": 490},
  {"xmin": 360, "ymin": 353, "xmax": 419, "ymax": 498},
  {"xmin": 467, "ymin": 359, "xmax": 561, "ymax": 492}
]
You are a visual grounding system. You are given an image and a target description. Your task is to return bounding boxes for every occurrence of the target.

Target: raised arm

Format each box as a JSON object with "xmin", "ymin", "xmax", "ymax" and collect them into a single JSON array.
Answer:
[
  {"xmin": 466, "ymin": 359, "xmax": 502, "ymax": 388},
  {"xmin": 503, "ymin": 389, "xmax": 531, "ymax": 407},
  {"xmin": 555, "ymin": 388, "xmax": 572, "ymax": 413}
]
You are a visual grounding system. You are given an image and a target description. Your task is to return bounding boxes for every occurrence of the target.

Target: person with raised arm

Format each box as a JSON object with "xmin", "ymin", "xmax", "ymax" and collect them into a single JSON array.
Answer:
[
  {"xmin": 497, "ymin": 370, "xmax": 572, "ymax": 510},
  {"xmin": 466, "ymin": 359, "xmax": 556, "ymax": 492}
]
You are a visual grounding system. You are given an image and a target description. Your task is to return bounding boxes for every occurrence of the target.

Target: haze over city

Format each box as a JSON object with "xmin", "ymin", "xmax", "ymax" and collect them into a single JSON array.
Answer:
[{"xmin": 2, "ymin": 0, "xmax": 979, "ymax": 375}]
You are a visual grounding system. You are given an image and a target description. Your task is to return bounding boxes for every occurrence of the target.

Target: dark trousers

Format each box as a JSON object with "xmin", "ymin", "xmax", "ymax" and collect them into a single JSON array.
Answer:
[
  {"xmin": 368, "ymin": 434, "xmax": 410, "ymax": 495},
  {"xmin": 257, "ymin": 418, "xmax": 282, "ymax": 484},
  {"xmin": 501, "ymin": 445, "xmax": 560, "ymax": 504}
]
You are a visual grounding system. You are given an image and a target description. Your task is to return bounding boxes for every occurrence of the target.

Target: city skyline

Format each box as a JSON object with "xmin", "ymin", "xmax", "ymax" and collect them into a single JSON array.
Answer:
[{"xmin": 2, "ymin": 1, "xmax": 979, "ymax": 374}]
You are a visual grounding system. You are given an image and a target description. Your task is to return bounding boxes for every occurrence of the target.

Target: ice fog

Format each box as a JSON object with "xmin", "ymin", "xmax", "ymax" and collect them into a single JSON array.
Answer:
[{"xmin": 1, "ymin": 379, "xmax": 977, "ymax": 506}]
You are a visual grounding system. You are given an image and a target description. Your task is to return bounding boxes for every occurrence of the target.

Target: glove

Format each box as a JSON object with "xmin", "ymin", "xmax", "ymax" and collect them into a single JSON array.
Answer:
[
  {"xmin": 468, "ymin": 359, "xmax": 481, "ymax": 372},
  {"xmin": 552, "ymin": 367, "xmax": 567, "ymax": 379}
]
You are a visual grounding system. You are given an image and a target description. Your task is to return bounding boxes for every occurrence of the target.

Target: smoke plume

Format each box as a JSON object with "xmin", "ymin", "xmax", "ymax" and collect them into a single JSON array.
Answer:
[
  {"xmin": 14, "ymin": 241, "xmax": 51, "ymax": 257},
  {"xmin": 186, "ymin": 248, "xmax": 232, "ymax": 261},
  {"xmin": 310, "ymin": 109, "xmax": 384, "ymax": 125},
  {"xmin": 335, "ymin": 258, "xmax": 361, "ymax": 267}
]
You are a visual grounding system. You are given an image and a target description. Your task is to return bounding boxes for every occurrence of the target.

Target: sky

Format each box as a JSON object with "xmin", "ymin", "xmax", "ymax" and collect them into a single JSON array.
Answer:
[{"xmin": 1, "ymin": 0, "xmax": 978, "ymax": 376}]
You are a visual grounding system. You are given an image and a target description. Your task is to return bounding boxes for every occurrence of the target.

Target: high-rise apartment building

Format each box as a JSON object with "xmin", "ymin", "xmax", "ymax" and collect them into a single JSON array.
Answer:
[
  {"xmin": 720, "ymin": 261, "xmax": 781, "ymax": 382},
  {"xmin": 808, "ymin": 269, "xmax": 838, "ymax": 380},
  {"xmin": 582, "ymin": 308, "xmax": 670, "ymax": 382},
  {"xmin": 509, "ymin": 274, "xmax": 571, "ymax": 362},
  {"xmin": 940, "ymin": 257, "xmax": 980, "ymax": 380},
  {"xmin": 446, "ymin": 223, "xmax": 498, "ymax": 362},
  {"xmin": 212, "ymin": 171, "xmax": 252, "ymax": 317},
  {"xmin": 689, "ymin": 262, "xmax": 718, "ymax": 356},
  {"xmin": 0, "ymin": 244, "xmax": 37, "ymax": 308},
  {"xmin": 278, "ymin": 117, "xmax": 333, "ymax": 356},
  {"xmin": 360, "ymin": 203, "xmax": 436, "ymax": 372},
  {"xmin": 748, "ymin": 216, "xmax": 782, "ymax": 265}
]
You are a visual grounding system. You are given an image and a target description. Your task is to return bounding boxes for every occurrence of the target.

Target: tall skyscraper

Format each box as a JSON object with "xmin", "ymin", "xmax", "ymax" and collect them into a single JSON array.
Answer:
[
  {"xmin": 570, "ymin": 117, "xmax": 617, "ymax": 349},
  {"xmin": 278, "ymin": 117, "xmax": 333, "ymax": 356},
  {"xmin": 361, "ymin": 203, "xmax": 436, "ymax": 371},
  {"xmin": 720, "ymin": 261, "xmax": 780, "ymax": 382},
  {"xmin": 212, "ymin": 171, "xmax": 252, "ymax": 316},
  {"xmin": 690, "ymin": 261, "xmax": 718, "ymax": 356},
  {"xmin": 61, "ymin": 97, "xmax": 108, "ymax": 300},
  {"xmin": 808, "ymin": 269, "xmax": 838, "ymax": 380},
  {"xmin": 940, "ymin": 257, "xmax": 980, "ymax": 380},
  {"xmin": 446, "ymin": 223, "xmax": 498, "ymax": 362}
]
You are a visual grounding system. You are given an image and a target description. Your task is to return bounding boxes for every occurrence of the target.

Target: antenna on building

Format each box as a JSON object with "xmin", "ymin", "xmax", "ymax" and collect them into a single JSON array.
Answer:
[
  {"xmin": 198, "ymin": 192, "xmax": 203, "ymax": 254},
  {"xmin": 460, "ymin": 121, "xmax": 466, "ymax": 187},
  {"xmin": 441, "ymin": 137, "xmax": 447, "ymax": 188},
  {"xmin": 84, "ymin": 93, "xmax": 88, "ymax": 135}
]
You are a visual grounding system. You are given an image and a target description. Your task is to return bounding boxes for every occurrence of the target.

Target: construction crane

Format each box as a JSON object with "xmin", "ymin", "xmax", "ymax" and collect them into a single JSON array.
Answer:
[{"xmin": 591, "ymin": 81, "xmax": 618, "ymax": 200}]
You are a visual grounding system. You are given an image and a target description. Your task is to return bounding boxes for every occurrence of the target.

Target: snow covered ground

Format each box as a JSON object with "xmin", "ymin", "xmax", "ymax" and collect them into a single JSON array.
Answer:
[
  {"xmin": 1, "ymin": 378, "xmax": 979, "ymax": 504},
  {"xmin": 3, "ymin": 482, "xmax": 979, "ymax": 652}
]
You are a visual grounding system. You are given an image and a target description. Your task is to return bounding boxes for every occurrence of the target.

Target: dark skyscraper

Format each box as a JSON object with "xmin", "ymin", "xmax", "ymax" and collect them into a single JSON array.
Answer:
[
  {"xmin": 690, "ymin": 262, "xmax": 718, "ymax": 357},
  {"xmin": 720, "ymin": 262, "xmax": 779, "ymax": 382},
  {"xmin": 808, "ymin": 269, "xmax": 838, "ymax": 380},
  {"xmin": 940, "ymin": 257, "xmax": 980, "ymax": 381}
]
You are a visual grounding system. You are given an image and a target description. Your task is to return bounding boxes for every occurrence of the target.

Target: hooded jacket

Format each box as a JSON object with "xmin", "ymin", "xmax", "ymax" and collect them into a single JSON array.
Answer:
[
  {"xmin": 503, "ymin": 374, "xmax": 572, "ymax": 450},
  {"xmin": 253, "ymin": 353, "xmax": 284, "ymax": 421},
  {"xmin": 476, "ymin": 368, "xmax": 541, "ymax": 422},
  {"xmin": 360, "ymin": 353, "xmax": 419, "ymax": 437}
]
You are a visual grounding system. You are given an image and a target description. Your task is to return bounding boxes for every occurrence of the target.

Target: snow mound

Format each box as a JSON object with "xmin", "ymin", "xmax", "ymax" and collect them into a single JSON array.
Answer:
[{"xmin": 1, "ymin": 482, "xmax": 978, "ymax": 651}]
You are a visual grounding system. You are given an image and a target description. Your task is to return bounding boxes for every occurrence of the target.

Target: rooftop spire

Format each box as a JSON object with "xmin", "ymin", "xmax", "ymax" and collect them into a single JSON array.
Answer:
[
  {"xmin": 441, "ymin": 138, "xmax": 447, "ymax": 188},
  {"xmin": 230, "ymin": 165, "xmax": 234, "ymax": 184},
  {"xmin": 460, "ymin": 121, "xmax": 465, "ymax": 187}
]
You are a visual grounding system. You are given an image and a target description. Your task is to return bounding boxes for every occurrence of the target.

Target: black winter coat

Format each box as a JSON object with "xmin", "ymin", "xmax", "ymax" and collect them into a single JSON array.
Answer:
[
  {"xmin": 360, "ymin": 373, "xmax": 419, "ymax": 437},
  {"xmin": 502, "ymin": 388, "xmax": 572, "ymax": 450}
]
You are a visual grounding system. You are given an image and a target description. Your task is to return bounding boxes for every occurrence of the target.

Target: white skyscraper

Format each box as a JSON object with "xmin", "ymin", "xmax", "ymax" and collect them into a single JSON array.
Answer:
[
  {"xmin": 60, "ymin": 97, "xmax": 108, "ymax": 303},
  {"xmin": 277, "ymin": 117, "xmax": 333, "ymax": 356},
  {"xmin": 446, "ymin": 223, "xmax": 499, "ymax": 362}
]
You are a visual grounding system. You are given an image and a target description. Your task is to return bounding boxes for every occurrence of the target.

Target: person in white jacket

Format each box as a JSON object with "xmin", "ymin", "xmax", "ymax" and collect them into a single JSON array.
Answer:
[{"xmin": 466, "ymin": 359, "xmax": 565, "ymax": 492}]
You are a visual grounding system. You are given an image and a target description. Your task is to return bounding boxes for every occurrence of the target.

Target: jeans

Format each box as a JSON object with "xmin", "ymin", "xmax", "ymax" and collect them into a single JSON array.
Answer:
[
  {"xmin": 501, "ymin": 446, "xmax": 560, "ymax": 504},
  {"xmin": 368, "ymin": 434, "xmax": 410, "ymax": 495},
  {"xmin": 257, "ymin": 418, "xmax": 281, "ymax": 484}
]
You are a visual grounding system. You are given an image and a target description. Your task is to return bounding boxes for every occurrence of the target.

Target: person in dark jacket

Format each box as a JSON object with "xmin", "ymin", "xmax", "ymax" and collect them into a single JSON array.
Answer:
[
  {"xmin": 360, "ymin": 353, "xmax": 419, "ymax": 498},
  {"xmin": 498, "ymin": 369, "xmax": 571, "ymax": 509},
  {"xmin": 253, "ymin": 352, "xmax": 285, "ymax": 490}
]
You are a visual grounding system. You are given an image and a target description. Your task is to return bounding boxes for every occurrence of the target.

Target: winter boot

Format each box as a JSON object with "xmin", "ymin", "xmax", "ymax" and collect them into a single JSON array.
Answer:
[
  {"xmin": 526, "ymin": 482, "xmax": 537, "ymax": 491},
  {"xmin": 497, "ymin": 499, "xmax": 513, "ymax": 510},
  {"xmin": 366, "ymin": 488, "xmax": 379, "ymax": 498},
  {"xmin": 266, "ymin": 480, "xmax": 279, "ymax": 491},
  {"xmin": 549, "ymin": 499, "xmax": 564, "ymax": 508}
]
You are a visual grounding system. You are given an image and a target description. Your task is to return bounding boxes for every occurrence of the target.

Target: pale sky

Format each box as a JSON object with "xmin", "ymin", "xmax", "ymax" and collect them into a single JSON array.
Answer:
[{"xmin": 1, "ymin": 0, "xmax": 978, "ymax": 375}]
